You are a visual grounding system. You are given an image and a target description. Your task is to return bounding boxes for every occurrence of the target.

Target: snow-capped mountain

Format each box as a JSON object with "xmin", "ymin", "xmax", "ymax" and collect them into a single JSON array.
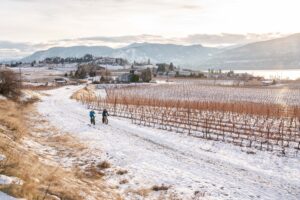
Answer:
[
  {"xmin": 21, "ymin": 43, "xmax": 220, "ymax": 67},
  {"xmin": 21, "ymin": 34, "xmax": 300, "ymax": 69}
]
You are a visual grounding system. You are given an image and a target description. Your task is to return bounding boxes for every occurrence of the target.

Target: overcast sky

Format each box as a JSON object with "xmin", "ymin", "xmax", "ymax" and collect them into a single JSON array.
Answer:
[{"xmin": 0, "ymin": 0, "xmax": 299, "ymax": 59}]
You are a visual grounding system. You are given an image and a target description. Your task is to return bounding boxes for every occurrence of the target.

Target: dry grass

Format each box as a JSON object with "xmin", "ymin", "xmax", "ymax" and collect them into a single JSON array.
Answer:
[
  {"xmin": 0, "ymin": 100, "xmax": 27, "ymax": 141},
  {"xmin": 71, "ymin": 86, "xmax": 97, "ymax": 101},
  {"xmin": 0, "ymin": 98, "xmax": 119, "ymax": 200},
  {"xmin": 126, "ymin": 188, "xmax": 152, "ymax": 198},
  {"xmin": 0, "ymin": 99, "xmax": 85, "ymax": 199},
  {"xmin": 83, "ymin": 164, "xmax": 106, "ymax": 179},
  {"xmin": 47, "ymin": 134, "xmax": 87, "ymax": 151}
]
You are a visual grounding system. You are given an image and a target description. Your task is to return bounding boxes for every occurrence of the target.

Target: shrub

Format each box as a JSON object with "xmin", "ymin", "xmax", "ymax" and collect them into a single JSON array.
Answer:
[
  {"xmin": 119, "ymin": 179, "xmax": 128, "ymax": 184},
  {"xmin": 74, "ymin": 66, "xmax": 87, "ymax": 79},
  {"xmin": 130, "ymin": 74, "xmax": 140, "ymax": 82},
  {"xmin": 152, "ymin": 184, "xmax": 169, "ymax": 191},
  {"xmin": 116, "ymin": 169, "xmax": 128, "ymax": 175},
  {"xmin": 97, "ymin": 161, "xmax": 111, "ymax": 169},
  {"xmin": 0, "ymin": 69, "xmax": 21, "ymax": 98}
]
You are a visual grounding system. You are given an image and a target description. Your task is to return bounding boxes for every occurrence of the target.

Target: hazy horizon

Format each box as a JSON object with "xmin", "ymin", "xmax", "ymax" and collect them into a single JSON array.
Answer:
[{"xmin": 1, "ymin": 0, "xmax": 300, "ymax": 59}]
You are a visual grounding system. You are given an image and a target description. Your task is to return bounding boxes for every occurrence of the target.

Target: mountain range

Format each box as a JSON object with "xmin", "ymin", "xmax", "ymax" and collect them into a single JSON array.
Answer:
[{"xmin": 21, "ymin": 34, "xmax": 300, "ymax": 70}]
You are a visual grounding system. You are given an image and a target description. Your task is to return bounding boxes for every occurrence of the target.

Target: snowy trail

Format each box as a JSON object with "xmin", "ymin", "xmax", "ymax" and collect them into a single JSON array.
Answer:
[{"xmin": 38, "ymin": 86, "xmax": 300, "ymax": 200}]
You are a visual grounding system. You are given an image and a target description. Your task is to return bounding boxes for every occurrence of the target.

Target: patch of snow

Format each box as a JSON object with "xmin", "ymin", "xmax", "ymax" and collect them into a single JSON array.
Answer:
[
  {"xmin": 0, "ymin": 95, "xmax": 7, "ymax": 100},
  {"xmin": 0, "ymin": 192, "xmax": 19, "ymax": 200},
  {"xmin": 37, "ymin": 86, "xmax": 300, "ymax": 200},
  {"xmin": 22, "ymin": 139, "xmax": 60, "ymax": 167},
  {"xmin": 0, "ymin": 154, "xmax": 6, "ymax": 161},
  {"xmin": 0, "ymin": 175, "xmax": 23, "ymax": 185},
  {"xmin": 101, "ymin": 64, "xmax": 124, "ymax": 70}
]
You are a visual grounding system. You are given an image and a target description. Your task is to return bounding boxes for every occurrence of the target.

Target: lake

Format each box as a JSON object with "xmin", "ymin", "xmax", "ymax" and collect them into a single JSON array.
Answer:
[{"xmin": 228, "ymin": 69, "xmax": 300, "ymax": 80}]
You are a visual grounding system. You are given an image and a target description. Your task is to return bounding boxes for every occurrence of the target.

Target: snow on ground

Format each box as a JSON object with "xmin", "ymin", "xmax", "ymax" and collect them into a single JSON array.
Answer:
[
  {"xmin": 0, "ymin": 155, "xmax": 23, "ymax": 186},
  {"xmin": 37, "ymin": 86, "xmax": 300, "ymax": 200},
  {"xmin": 0, "ymin": 175, "xmax": 23, "ymax": 185},
  {"xmin": 0, "ymin": 192, "xmax": 19, "ymax": 200},
  {"xmin": 0, "ymin": 154, "xmax": 5, "ymax": 161},
  {"xmin": 0, "ymin": 95, "xmax": 7, "ymax": 100},
  {"xmin": 101, "ymin": 64, "xmax": 125, "ymax": 70},
  {"xmin": 0, "ymin": 154, "xmax": 24, "ymax": 200}
]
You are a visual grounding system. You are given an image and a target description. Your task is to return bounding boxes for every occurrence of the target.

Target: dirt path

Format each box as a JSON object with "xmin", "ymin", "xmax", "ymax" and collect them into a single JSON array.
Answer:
[{"xmin": 37, "ymin": 86, "xmax": 300, "ymax": 200}]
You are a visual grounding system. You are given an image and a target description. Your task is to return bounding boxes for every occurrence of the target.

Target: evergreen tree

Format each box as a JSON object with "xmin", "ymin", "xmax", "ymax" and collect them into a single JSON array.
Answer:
[
  {"xmin": 169, "ymin": 62, "xmax": 174, "ymax": 71},
  {"xmin": 130, "ymin": 74, "xmax": 139, "ymax": 82}
]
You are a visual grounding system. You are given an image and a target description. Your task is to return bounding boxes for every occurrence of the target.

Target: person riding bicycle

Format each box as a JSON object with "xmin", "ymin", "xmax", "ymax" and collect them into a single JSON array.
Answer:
[
  {"xmin": 102, "ymin": 109, "xmax": 109, "ymax": 124},
  {"xmin": 89, "ymin": 110, "xmax": 96, "ymax": 125}
]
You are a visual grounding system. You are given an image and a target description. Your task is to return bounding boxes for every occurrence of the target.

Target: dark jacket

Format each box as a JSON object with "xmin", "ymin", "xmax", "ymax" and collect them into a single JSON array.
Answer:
[{"xmin": 102, "ymin": 110, "xmax": 109, "ymax": 117}]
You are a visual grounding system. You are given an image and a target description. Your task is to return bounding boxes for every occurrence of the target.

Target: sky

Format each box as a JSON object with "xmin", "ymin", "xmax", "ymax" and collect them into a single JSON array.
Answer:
[{"xmin": 0, "ymin": 0, "xmax": 299, "ymax": 59}]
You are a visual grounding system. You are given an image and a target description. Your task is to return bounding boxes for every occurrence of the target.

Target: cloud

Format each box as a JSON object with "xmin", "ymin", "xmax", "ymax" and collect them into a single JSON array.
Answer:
[
  {"xmin": 64, "ymin": 33, "xmax": 286, "ymax": 47},
  {"xmin": 72, "ymin": 35, "xmax": 166, "ymax": 44},
  {"xmin": 180, "ymin": 33, "xmax": 286, "ymax": 46},
  {"xmin": 0, "ymin": 41, "xmax": 32, "ymax": 51},
  {"xmin": 0, "ymin": 41, "xmax": 36, "ymax": 60},
  {"xmin": 179, "ymin": 4, "xmax": 202, "ymax": 10}
]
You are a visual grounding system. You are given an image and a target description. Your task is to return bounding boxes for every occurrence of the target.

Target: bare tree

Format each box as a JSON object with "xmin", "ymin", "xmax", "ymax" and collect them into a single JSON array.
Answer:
[
  {"xmin": 0, "ymin": 69, "xmax": 21, "ymax": 98},
  {"xmin": 141, "ymin": 68, "xmax": 152, "ymax": 82}
]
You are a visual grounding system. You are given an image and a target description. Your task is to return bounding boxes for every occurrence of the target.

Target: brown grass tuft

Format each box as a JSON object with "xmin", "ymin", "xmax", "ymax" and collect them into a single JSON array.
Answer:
[
  {"xmin": 97, "ymin": 160, "xmax": 111, "ymax": 169},
  {"xmin": 126, "ymin": 188, "xmax": 151, "ymax": 198},
  {"xmin": 84, "ymin": 164, "xmax": 105, "ymax": 179},
  {"xmin": 71, "ymin": 86, "xmax": 97, "ymax": 101},
  {"xmin": 119, "ymin": 179, "xmax": 129, "ymax": 185},
  {"xmin": 116, "ymin": 169, "xmax": 128, "ymax": 175},
  {"xmin": 152, "ymin": 184, "xmax": 170, "ymax": 191}
]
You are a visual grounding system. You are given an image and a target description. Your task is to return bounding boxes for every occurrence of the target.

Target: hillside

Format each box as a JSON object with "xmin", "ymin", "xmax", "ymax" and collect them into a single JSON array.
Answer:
[
  {"xmin": 203, "ymin": 33, "xmax": 300, "ymax": 69},
  {"xmin": 21, "ymin": 43, "xmax": 220, "ymax": 67},
  {"xmin": 22, "ymin": 46, "xmax": 114, "ymax": 62},
  {"xmin": 112, "ymin": 43, "xmax": 219, "ymax": 66}
]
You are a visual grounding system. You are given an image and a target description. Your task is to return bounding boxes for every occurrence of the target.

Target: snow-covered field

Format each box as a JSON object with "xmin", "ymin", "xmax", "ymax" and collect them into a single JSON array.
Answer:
[
  {"xmin": 37, "ymin": 86, "xmax": 300, "ymax": 200},
  {"xmin": 9, "ymin": 66, "xmax": 75, "ymax": 82}
]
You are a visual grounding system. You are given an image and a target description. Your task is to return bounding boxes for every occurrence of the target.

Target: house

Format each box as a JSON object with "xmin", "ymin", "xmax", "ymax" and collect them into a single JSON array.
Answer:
[
  {"xmin": 118, "ymin": 73, "xmax": 132, "ymax": 83},
  {"xmin": 54, "ymin": 78, "xmax": 68, "ymax": 85},
  {"xmin": 243, "ymin": 78, "xmax": 273, "ymax": 86},
  {"xmin": 178, "ymin": 70, "xmax": 192, "ymax": 76},
  {"xmin": 261, "ymin": 80, "xmax": 274, "ymax": 86},
  {"xmin": 95, "ymin": 57, "xmax": 117, "ymax": 65}
]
